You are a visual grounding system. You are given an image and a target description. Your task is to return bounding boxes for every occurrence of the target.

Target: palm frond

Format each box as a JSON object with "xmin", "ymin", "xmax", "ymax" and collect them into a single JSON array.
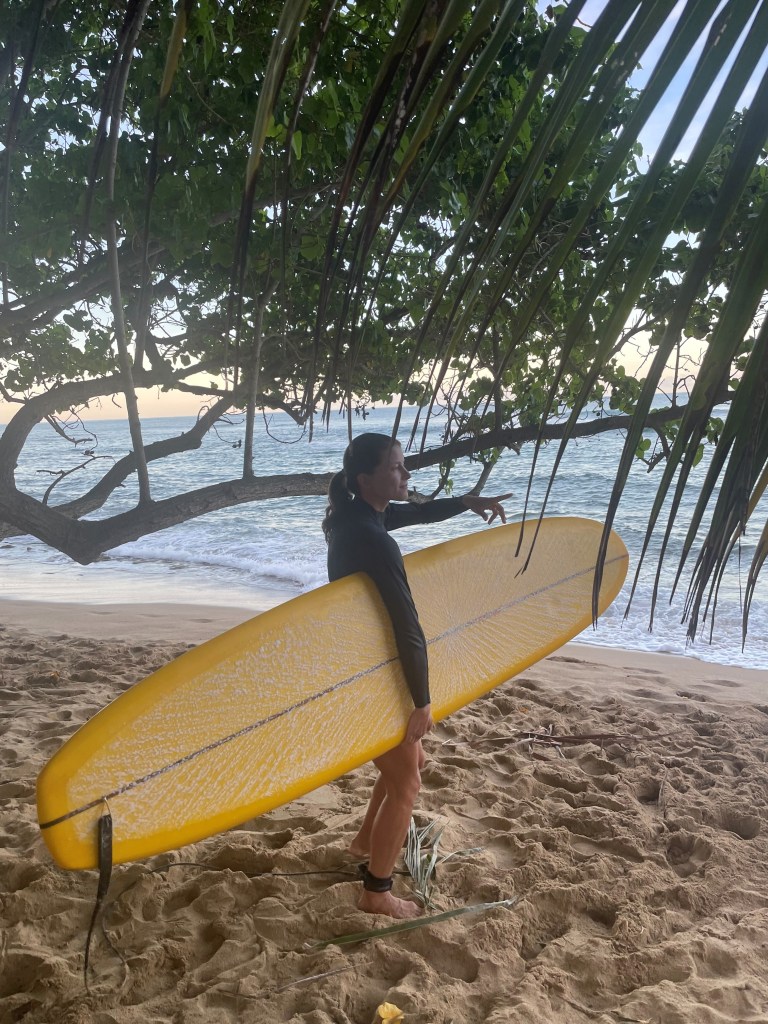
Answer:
[
  {"xmin": 309, "ymin": 0, "xmax": 434, "ymax": 410},
  {"xmin": 744, "ymin": 516, "xmax": 768, "ymax": 644},
  {"xmin": 232, "ymin": 0, "xmax": 313, "ymax": 315},
  {"xmin": 135, "ymin": 0, "xmax": 196, "ymax": 367},
  {"xmin": 307, "ymin": 896, "xmax": 521, "ymax": 950},
  {"xmin": 515, "ymin": 0, "xmax": 768, "ymax": 622},
  {"xmin": 679, "ymin": 318, "xmax": 768, "ymax": 642},
  {"xmin": 623, "ymin": 190, "xmax": 768, "ymax": 634},
  {"xmin": 404, "ymin": 817, "xmax": 446, "ymax": 908},
  {"xmin": 417, "ymin": 0, "xmax": 682, "ymax": 454}
]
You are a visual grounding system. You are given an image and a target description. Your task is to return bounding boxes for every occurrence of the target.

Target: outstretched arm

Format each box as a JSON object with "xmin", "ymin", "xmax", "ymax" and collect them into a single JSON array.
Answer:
[{"xmin": 386, "ymin": 491, "xmax": 513, "ymax": 531}]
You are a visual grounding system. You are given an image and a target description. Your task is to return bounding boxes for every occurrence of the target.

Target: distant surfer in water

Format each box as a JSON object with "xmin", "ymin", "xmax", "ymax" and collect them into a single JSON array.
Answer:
[{"xmin": 322, "ymin": 432, "xmax": 510, "ymax": 919}]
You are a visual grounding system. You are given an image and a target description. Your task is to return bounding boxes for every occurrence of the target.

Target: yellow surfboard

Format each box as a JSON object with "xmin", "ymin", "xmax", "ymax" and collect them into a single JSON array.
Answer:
[{"xmin": 37, "ymin": 517, "xmax": 628, "ymax": 870}]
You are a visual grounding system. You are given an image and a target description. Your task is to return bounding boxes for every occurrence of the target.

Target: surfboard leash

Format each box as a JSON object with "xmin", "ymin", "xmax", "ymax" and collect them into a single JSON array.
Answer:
[
  {"xmin": 81, "ymin": 858, "xmax": 383, "ymax": 989},
  {"xmin": 84, "ymin": 800, "xmax": 113, "ymax": 992}
]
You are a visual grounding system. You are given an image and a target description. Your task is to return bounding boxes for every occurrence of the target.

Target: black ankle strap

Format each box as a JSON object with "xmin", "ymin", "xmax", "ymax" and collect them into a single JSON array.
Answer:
[{"xmin": 362, "ymin": 868, "xmax": 394, "ymax": 892}]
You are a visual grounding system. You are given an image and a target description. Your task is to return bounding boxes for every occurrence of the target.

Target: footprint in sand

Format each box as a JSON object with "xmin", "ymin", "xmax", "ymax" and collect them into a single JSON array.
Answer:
[
  {"xmin": 578, "ymin": 751, "xmax": 622, "ymax": 778},
  {"xmin": 37, "ymin": 718, "xmax": 68, "ymax": 736},
  {"xmin": 203, "ymin": 842, "xmax": 283, "ymax": 875},
  {"xmin": 243, "ymin": 826, "xmax": 296, "ymax": 851},
  {"xmin": 0, "ymin": 780, "xmax": 33, "ymax": 799},
  {"xmin": 158, "ymin": 879, "xmax": 206, "ymax": 917},
  {"xmin": 712, "ymin": 806, "xmax": 761, "ymax": 840},
  {"xmin": 185, "ymin": 920, "xmax": 260, "ymax": 989},
  {"xmin": 533, "ymin": 766, "xmax": 589, "ymax": 795},
  {"xmin": 402, "ymin": 932, "xmax": 480, "ymax": 982},
  {"xmin": 0, "ymin": 955, "xmax": 46, "ymax": 1013},
  {"xmin": 250, "ymin": 895, "xmax": 298, "ymax": 944},
  {"xmin": 440, "ymin": 753, "xmax": 483, "ymax": 770},
  {"xmin": 634, "ymin": 776, "xmax": 662, "ymax": 804},
  {"xmin": 705, "ymin": 677, "xmax": 742, "ymax": 689},
  {"xmin": 563, "ymin": 818, "xmax": 646, "ymax": 861},
  {"xmin": 0, "ymin": 859, "xmax": 48, "ymax": 891},
  {"xmin": 665, "ymin": 831, "xmax": 713, "ymax": 877},
  {"xmin": 69, "ymin": 669, "xmax": 102, "ymax": 683},
  {"xmin": 586, "ymin": 902, "xmax": 619, "ymax": 930},
  {"xmin": 518, "ymin": 912, "xmax": 570, "ymax": 962}
]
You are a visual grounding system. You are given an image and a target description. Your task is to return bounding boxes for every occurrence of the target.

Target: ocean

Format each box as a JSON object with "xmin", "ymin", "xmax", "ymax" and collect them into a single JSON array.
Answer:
[{"xmin": 1, "ymin": 407, "xmax": 766, "ymax": 670}]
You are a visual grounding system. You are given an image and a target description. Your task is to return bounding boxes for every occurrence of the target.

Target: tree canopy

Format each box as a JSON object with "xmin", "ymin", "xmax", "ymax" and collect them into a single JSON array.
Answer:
[{"xmin": 1, "ymin": 0, "xmax": 767, "ymax": 642}]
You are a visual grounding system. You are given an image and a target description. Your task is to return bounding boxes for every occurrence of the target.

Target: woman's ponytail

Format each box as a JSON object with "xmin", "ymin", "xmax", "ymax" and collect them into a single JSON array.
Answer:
[{"xmin": 322, "ymin": 470, "xmax": 353, "ymax": 540}]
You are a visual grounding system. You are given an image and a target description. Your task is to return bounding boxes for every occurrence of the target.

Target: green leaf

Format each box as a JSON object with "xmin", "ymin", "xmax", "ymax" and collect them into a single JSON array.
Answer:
[{"xmin": 306, "ymin": 896, "xmax": 521, "ymax": 950}]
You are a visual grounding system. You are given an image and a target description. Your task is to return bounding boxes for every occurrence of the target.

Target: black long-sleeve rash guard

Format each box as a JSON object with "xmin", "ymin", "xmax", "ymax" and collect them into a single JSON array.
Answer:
[{"xmin": 326, "ymin": 496, "xmax": 467, "ymax": 708}]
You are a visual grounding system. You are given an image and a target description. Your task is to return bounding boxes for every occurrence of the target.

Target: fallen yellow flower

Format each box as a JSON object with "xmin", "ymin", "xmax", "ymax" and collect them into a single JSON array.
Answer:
[{"xmin": 377, "ymin": 1002, "xmax": 405, "ymax": 1022}]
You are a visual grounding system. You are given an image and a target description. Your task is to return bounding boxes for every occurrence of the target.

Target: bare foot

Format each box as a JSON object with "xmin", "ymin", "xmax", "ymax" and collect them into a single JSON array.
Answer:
[
  {"xmin": 347, "ymin": 840, "xmax": 369, "ymax": 860},
  {"xmin": 358, "ymin": 889, "xmax": 423, "ymax": 919}
]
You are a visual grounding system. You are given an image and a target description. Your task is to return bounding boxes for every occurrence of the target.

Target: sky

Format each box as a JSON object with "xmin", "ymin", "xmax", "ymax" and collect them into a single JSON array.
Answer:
[
  {"xmin": 600, "ymin": 0, "xmax": 768, "ymax": 161},
  {"xmin": 3, "ymin": 0, "xmax": 765, "ymax": 426},
  {"xmin": 0, "ymin": 381, "xmax": 211, "ymax": 426}
]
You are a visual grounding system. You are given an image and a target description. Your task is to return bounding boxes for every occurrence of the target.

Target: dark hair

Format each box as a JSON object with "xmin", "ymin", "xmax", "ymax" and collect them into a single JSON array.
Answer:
[{"xmin": 322, "ymin": 432, "xmax": 398, "ymax": 540}]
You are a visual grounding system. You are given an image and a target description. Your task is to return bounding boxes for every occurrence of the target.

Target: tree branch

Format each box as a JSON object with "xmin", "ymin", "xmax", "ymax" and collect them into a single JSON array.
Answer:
[
  {"xmin": 0, "ymin": 472, "xmax": 335, "ymax": 563},
  {"xmin": 0, "ymin": 398, "xmax": 720, "ymax": 554},
  {"xmin": 401, "ymin": 400, "xmax": 711, "ymax": 470},
  {"xmin": 0, "ymin": 368, "xmax": 221, "ymax": 477}
]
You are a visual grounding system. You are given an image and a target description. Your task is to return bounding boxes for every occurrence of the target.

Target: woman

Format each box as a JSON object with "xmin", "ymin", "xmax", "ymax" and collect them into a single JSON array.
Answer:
[{"xmin": 322, "ymin": 432, "xmax": 510, "ymax": 919}]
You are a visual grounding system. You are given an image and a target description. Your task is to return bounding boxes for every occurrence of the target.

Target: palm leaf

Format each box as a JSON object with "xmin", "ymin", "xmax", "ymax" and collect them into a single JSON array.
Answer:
[
  {"xmin": 359, "ymin": 0, "xmax": 530, "ymax": 348},
  {"xmin": 404, "ymin": 818, "xmax": 446, "ymax": 908},
  {"xmin": 595, "ymin": 65, "xmax": 768, "ymax": 624},
  {"xmin": 463, "ymin": 0, "xmax": 724, "ymax": 416},
  {"xmin": 528, "ymin": 0, "xmax": 760, "ymax": 490},
  {"xmin": 418, "ymin": 0, "xmax": 722, "ymax": 457},
  {"xmin": 514, "ymin": 0, "xmax": 768, "ymax": 616},
  {"xmin": 320, "ymin": 0, "xmax": 455, "ymax": 418},
  {"xmin": 135, "ymin": 0, "xmax": 196, "ymax": 367},
  {"xmin": 307, "ymin": 896, "xmax": 521, "ymax": 950},
  {"xmin": 744, "ymin": 515, "xmax": 768, "ymax": 644},
  {"xmin": 309, "ymin": 0, "xmax": 433, "ymax": 406},
  {"xmin": 335, "ymin": 0, "xmax": 524, "ymax": 418},
  {"xmin": 395, "ymin": 0, "xmax": 605, "ymax": 443},
  {"xmin": 231, "ymin": 0, "xmax": 312, "ymax": 317},
  {"xmin": 413, "ymin": 0, "xmax": 683, "ymax": 449},
  {"xmin": 651, "ymin": 187, "xmax": 768, "ymax": 598},
  {"xmin": 381, "ymin": 0, "xmax": 519, "ymax": 213},
  {"xmin": 631, "ymin": 195, "xmax": 768, "ymax": 633},
  {"xmin": 679, "ymin": 319, "xmax": 768, "ymax": 641}
]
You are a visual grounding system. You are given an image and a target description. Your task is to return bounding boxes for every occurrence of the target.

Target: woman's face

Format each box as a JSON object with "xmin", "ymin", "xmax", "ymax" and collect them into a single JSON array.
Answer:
[{"xmin": 358, "ymin": 443, "xmax": 411, "ymax": 509}]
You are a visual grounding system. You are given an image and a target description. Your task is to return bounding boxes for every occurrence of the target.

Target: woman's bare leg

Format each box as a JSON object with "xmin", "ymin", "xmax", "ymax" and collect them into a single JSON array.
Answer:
[
  {"xmin": 357, "ymin": 740, "xmax": 424, "ymax": 919},
  {"xmin": 348, "ymin": 741, "xmax": 425, "ymax": 859},
  {"xmin": 348, "ymin": 773, "xmax": 385, "ymax": 859}
]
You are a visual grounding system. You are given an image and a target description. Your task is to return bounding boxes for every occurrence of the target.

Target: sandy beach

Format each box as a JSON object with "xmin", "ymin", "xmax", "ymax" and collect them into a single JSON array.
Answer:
[{"xmin": 1, "ymin": 599, "xmax": 767, "ymax": 1023}]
